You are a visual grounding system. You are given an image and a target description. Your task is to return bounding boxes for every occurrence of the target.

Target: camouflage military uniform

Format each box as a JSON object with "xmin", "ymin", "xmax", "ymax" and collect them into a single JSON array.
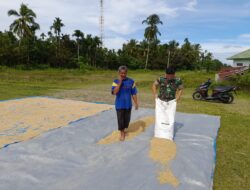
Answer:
[{"xmin": 154, "ymin": 77, "xmax": 183, "ymax": 101}]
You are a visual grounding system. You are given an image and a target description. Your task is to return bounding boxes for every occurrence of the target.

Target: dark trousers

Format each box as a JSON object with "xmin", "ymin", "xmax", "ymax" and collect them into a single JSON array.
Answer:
[{"xmin": 116, "ymin": 109, "xmax": 132, "ymax": 131}]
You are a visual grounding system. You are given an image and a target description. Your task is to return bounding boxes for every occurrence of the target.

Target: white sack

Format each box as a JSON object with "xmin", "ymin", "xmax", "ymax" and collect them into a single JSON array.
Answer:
[{"xmin": 154, "ymin": 98, "xmax": 176, "ymax": 140}]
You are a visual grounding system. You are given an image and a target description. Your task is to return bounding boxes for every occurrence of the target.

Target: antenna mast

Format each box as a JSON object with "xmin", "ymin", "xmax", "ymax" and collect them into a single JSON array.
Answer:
[{"xmin": 100, "ymin": 0, "xmax": 104, "ymax": 47}]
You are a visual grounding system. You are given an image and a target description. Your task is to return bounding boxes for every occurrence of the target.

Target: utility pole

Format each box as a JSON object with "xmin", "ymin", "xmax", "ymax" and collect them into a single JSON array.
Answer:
[
  {"xmin": 100, "ymin": 0, "xmax": 104, "ymax": 47},
  {"xmin": 167, "ymin": 50, "xmax": 170, "ymax": 68}
]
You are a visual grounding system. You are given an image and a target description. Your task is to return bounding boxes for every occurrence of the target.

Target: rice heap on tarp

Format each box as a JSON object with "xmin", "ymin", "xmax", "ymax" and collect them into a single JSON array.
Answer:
[{"xmin": 0, "ymin": 97, "xmax": 112, "ymax": 148}]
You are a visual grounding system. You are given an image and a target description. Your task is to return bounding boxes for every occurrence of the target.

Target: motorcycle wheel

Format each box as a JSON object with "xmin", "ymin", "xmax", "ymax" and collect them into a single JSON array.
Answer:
[
  {"xmin": 192, "ymin": 92, "xmax": 202, "ymax": 100},
  {"xmin": 221, "ymin": 94, "xmax": 234, "ymax": 104}
]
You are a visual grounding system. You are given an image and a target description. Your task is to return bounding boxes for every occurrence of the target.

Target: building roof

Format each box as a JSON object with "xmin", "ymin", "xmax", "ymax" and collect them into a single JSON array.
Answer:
[{"xmin": 227, "ymin": 49, "xmax": 250, "ymax": 60}]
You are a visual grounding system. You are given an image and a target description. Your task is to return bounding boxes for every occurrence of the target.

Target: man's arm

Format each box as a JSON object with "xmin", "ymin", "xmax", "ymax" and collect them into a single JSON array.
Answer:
[
  {"xmin": 176, "ymin": 88, "xmax": 183, "ymax": 102},
  {"xmin": 132, "ymin": 95, "xmax": 138, "ymax": 110},
  {"xmin": 131, "ymin": 81, "xmax": 138, "ymax": 110},
  {"xmin": 112, "ymin": 80, "xmax": 122, "ymax": 95},
  {"xmin": 175, "ymin": 78, "xmax": 183, "ymax": 102},
  {"xmin": 152, "ymin": 79, "xmax": 159, "ymax": 99}
]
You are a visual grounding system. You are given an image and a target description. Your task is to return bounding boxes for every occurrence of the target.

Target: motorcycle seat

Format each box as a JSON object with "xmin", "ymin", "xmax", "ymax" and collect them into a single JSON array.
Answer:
[{"xmin": 213, "ymin": 86, "xmax": 234, "ymax": 92}]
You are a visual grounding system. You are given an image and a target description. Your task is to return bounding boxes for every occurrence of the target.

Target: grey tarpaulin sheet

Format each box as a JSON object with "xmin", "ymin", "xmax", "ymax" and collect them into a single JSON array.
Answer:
[{"xmin": 0, "ymin": 108, "xmax": 220, "ymax": 190}]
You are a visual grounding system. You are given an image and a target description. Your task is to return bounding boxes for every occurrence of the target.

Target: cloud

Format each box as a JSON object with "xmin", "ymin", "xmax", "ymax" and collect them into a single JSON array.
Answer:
[
  {"xmin": 0, "ymin": 0, "xmax": 100, "ymax": 35},
  {"xmin": 104, "ymin": 36, "xmax": 128, "ymax": 50},
  {"xmin": 182, "ymin": 0, "xmax": 197, "ymax": 11},
  {"xmin": 103, "ymin": 0, "xmax": 179, "ymax": 35},
  {"xmin": 0, "ymin": 0, "xmax": 198, "ymax": 36},
  {"xmin": 239, "ymin": 33, "xmax": 250, "ymax": 39},
  {"xmin": 201, "ymin": 42, "xmax": 250, "ymax": 64}
]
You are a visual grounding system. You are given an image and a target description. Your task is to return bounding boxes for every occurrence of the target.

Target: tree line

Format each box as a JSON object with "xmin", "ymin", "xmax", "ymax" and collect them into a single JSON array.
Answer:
[{"xmin": 0, "ymin": 3, "xmax": 227, "ymax": 71}]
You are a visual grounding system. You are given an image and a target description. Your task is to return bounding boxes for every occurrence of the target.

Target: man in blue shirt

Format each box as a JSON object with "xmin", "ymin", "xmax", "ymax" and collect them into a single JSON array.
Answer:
[{"xmin": 112, "ymin": 65, "xmax": 139, "ymax": 141}]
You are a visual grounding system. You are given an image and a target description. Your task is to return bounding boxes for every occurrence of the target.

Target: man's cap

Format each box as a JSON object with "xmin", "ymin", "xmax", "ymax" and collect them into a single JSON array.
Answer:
[{"xmin": 165, "ymin": 67, "xmax": 175, "ymax": 74}]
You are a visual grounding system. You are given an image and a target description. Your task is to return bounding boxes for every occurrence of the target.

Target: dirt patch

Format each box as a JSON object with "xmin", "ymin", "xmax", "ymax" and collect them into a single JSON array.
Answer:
[
  {"xmin": 0, "ymin": 97, "xmax": 112, "ymax": 148},
  {"xmin": 52, "ymin": 84, "xmax": 115, "ymax": 105},
  {"xmin": 52, "ymin": 84, "xmax": 155, "ymax": 108}
]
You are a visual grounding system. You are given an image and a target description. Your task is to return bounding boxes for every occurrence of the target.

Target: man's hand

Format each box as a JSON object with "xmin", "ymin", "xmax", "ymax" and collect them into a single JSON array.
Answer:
[
  {"xmin": 113, "ymin": 77, "xmax": 123, "ymax": 95},
  {"xmin": 152, "ymin": 84, "xmax": 158, "ymax": 101},
  {"xmin": 154, "ymin": 94, "xmax": 158, "ymax": 99},
  {"xmin": 135, "ymin": 103, "xmax": 139, "ymax": 110},
  {"xmin": 132, "ymin": 95, "xmax": 138, "ymax": 110},
  {"xmin": 119, "ymin": 76, "xmax": 124, "ymax": 84},
  {"xmin": 176, "ymin": 89, "xmax": 183, "ymax": 103},
  {"xmin": 176, "ymin": 96, "xmax": 180, "ymax": 103}
]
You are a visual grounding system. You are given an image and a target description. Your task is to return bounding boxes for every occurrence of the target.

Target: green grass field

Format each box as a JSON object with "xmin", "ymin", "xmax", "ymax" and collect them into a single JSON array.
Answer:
[{"xmin": 0, "ymin": 68, "xmax": 249, "ymax": 189}]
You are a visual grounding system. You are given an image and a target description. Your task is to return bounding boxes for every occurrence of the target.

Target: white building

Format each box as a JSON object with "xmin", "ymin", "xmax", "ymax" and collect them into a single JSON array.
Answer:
[{"xmin": 227, "ymin": 49, "xmax": 250, "ymax": 67}]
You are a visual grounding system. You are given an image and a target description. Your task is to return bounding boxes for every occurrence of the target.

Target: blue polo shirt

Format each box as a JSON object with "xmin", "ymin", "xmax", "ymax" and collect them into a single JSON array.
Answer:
[{"xmin": 111, "ymin": 77, "xmax": 137, "ymax": 109}]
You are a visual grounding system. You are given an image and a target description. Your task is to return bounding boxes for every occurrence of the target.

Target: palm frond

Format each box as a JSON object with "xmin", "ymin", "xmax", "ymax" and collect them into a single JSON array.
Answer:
[{"xmin": 8, "ymin": 10, "xmax": 19, "ymax": 17}]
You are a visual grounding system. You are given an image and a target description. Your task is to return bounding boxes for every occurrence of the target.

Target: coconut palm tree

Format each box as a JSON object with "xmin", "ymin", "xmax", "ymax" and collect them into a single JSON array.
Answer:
[
  {"xmin": 92, "ymin": 36, "xmax": 102, "ymax": 67},
  {"xmin": 142, "ymin": 14, "xmax": 162, "ymax": 69},
  {"xmin": 72, "ymin": 30, "xmax": 84, "ymax": 61},
  {"xmin": 40, "ymin": 33, "xmax": 46, "ymax": 40},
  {"xmin": 123, "ymin": 39, "xmax": 138, "ymax": 56},
  {"xmin": 8, "ymin": 3, "xmax": 40, "ymax": 64},
  {"xmin": 8, "ymin": 3, "xmax": 39, "ymax": 40},
  {"xmin": 50, "ymin": 17, "xmax": 64, "ymax": 55},
  {"xmin": 85, "ymin": 35, "xmax": 102, "ymax": 67}
]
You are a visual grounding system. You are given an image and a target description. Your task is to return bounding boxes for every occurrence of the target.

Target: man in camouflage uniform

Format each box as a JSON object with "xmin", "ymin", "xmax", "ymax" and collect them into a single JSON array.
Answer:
[{"xmin": 152, "ymin": 67, "xmax": 183, "ymax": 140}]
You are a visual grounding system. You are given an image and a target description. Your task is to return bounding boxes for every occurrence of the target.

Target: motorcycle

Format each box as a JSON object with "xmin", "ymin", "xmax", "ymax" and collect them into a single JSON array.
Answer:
[{"xmin": 192, "ymin": 79, "xmax": 237, "ymax": 104}]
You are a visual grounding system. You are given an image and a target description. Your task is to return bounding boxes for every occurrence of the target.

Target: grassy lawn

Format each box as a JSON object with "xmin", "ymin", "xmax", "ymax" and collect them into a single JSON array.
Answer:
[{"xmin": 0, "ymin": 68, "xmax": 249, "ymax": 189}]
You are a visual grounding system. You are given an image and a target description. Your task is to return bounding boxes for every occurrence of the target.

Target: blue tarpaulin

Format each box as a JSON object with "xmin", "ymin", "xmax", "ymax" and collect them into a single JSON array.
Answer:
[{"xmin": 0, "ymin": 106, "xmax": 220, "ymax": 190}]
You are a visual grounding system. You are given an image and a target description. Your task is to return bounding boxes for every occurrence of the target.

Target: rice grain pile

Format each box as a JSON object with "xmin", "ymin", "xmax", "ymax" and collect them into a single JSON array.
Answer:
[
  {"xmin": 149, "ymin": 137, "xmax": 179, "ymax": 187},
  {"xmin": 0, "ymin": 97, "xmax": 112, "ymax": 148},
  {"xmin": 98, "ymin": 116, "xmax": 155, "ymax": 144}
]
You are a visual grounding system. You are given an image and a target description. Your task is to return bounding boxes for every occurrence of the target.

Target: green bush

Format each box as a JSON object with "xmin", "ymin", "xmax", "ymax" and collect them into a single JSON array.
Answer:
[
  {"xmin": 237, "ymin": 72, "xmax": 250, "ymax": 88},
  {"xmin": 220, "ymin": 71, "xmax": 250, "ymax": 90}
]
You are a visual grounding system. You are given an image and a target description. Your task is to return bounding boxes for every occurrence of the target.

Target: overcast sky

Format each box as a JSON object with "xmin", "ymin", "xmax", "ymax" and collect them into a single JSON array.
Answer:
[{"xmin": 1, "ymin": 0, "xmax": 250, "ymax": 65}]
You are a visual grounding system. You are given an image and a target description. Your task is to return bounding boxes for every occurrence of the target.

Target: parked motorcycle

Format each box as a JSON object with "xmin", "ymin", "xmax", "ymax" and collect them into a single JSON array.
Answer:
[{"xmin": 192, "ymin": 79, "xmax": 237, "ymax": 103}]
